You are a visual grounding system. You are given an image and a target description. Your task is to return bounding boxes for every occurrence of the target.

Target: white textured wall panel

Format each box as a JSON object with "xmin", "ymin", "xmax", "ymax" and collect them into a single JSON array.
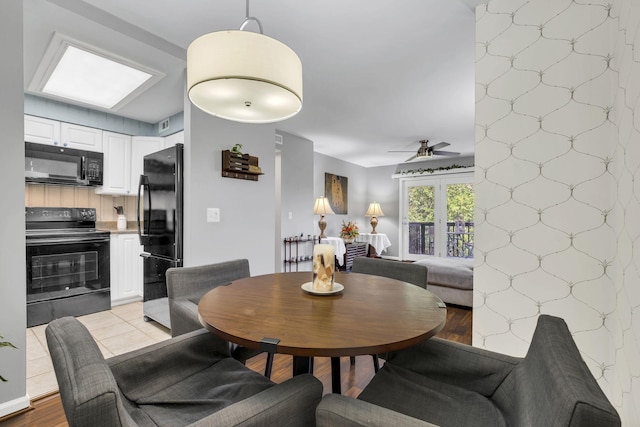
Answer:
[{"xmin": 475, "ymin": 0, "xmax": 640, "ymax": 422}]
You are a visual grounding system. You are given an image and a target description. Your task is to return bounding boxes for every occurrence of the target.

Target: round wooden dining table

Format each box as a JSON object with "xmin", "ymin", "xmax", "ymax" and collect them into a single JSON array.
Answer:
[{"xmin": 198, "ymin": 271, "xmax": 446, "ymax": 393}]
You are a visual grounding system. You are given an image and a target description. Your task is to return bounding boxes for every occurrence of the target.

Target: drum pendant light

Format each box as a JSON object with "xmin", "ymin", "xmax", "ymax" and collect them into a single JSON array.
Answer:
[{"xmin": 187, "ymin": 0, "xmax": 303, "ymax": 124}]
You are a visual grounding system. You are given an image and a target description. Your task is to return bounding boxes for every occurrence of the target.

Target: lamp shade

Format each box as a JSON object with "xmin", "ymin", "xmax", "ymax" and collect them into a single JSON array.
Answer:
[
  {"xmin": 187, "ymin": 30, "xmax": 303, "ymax": 124},
  {"xmin": 313, "ymin": 197, "xmax": 335, "ymax": 215},
  {"xmin": 365, "ymin": 202, "xmax": 384, "ymax": 217}
]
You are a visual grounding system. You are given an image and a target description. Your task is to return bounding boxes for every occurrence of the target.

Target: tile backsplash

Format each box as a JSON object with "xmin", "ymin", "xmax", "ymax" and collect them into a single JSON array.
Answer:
[{"xmin": 25, "ymin": 184, "xmax": 137, "ymax": 223}]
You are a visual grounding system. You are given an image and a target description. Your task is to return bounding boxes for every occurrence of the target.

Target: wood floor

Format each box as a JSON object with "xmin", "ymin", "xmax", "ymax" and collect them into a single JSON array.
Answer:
[{"xmin": 0, "ymin": 306, "xmax": 471, "ymax": 427}]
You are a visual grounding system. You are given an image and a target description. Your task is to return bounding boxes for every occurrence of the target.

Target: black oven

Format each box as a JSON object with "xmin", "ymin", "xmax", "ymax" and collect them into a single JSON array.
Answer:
[{"xmin": 26, "ymin": 208, "xmax": 110, "ymax": 327}]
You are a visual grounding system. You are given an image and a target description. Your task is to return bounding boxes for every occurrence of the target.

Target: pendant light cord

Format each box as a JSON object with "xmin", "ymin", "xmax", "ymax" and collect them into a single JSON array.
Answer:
[{"xmin": 239, "ymin": 0, "xmax": 264, "ymax": 34}]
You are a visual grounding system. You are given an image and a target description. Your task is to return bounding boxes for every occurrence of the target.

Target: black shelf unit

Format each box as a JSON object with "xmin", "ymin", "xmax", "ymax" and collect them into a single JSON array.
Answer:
[{"xmin": 283, "ymin": 237, "xmax": 319, "ymax": 272}]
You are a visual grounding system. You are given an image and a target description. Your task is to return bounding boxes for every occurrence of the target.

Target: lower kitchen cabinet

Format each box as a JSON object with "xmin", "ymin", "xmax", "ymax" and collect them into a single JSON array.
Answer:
[{"xmin": 110, "ymin": 233, "xmax": 143, "ymax": 305}]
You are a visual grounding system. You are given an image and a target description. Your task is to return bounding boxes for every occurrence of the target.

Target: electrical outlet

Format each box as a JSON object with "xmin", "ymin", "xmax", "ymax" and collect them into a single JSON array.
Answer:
[
  {"xmin": 206, "ymin": 208, "xmax": 220, "ymax": 223},
  {"xmin": 288, "ymin": 212, "xmax": 293, "ymax": 219}
]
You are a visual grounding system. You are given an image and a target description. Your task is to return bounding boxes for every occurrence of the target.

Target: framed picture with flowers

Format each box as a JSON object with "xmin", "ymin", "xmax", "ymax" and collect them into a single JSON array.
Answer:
[{"xmin": 324, "ymin": 173, "xmax": 348, "ymax": 214}]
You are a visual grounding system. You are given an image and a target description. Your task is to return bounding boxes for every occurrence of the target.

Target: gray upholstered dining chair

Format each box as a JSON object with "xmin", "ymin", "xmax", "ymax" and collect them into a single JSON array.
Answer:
[
  {"xmin": 46, "ymin": 316, "xmax": 322, "ymax": 427},
  {"xmin": 166, "ymin": 259, "xmax": 274, "ymax": 377},
  {"xmin": 316, "ymin": 315, "xmax": 621, "ymax": 427},
  {"xmin": 350, "ymin": 256, "xmax": 429, "ymax": 371},
  {"xmin": 351, "ymin": 257, "xmax": 428, "ymax": 289}
]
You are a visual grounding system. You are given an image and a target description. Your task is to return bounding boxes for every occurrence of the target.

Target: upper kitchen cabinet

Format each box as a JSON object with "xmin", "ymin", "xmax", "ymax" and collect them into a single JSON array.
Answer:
[
  {"xmin": 131, "ymin": 136, "xmax": 165, "ymax": 192},
  {"xmin": 97, "ymin": 131, "xmax": 132, "ymax": 195},
  {"xmin": 24, "ymin": 115, "xmax": 61, "ymax": 145},
  {"xmin": 60, "ymin": 123, "xmax": 103, "ymax": 152},
  {"xmin": 25, "ymin": 115, "xmax": 103, "ymax": 152},
  {"xmin": 164, "ymin": 131, "xmax": 184, "ymax": 148}
]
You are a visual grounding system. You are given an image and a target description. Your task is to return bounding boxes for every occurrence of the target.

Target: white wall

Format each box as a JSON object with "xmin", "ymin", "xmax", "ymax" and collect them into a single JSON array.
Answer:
[
  {"xmin": 314, "ymin": 153, "xmax": 368, "ymax": 238},
  {"xmin": 475, "ymin": 0, "xmax": 639, "ymax": 422},
  {"xmin": 365, "ymin": 165, "xmax": 400, "ymax": 257},
  {"xmin": 183, "ymin": 97, "xmax": 277, "ymax": 275},
  {"xmin": 0, "ymin": 0, "xmax": 29, "ymax": 417},
  {"xmin": 278, "ymin": 131, "xmax": 315, "ymax": 271}
]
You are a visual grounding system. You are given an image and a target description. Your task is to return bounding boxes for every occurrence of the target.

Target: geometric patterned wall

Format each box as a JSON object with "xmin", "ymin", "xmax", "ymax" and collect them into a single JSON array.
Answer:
[
  {"xmin": 474, "ymin": 0, "xmax": 639, "ymax": 422},
  {"xmin": 608, "ymin": 0, "xmax": 640, "ymax": 422}
]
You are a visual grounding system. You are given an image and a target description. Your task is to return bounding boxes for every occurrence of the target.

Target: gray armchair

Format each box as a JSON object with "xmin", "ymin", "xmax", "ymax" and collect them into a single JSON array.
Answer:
[
  {"xmin": 46, "ymin": 316, "xmax": 322, "ymax": 427},
  {"xmin": 316, "ymin": 315, "xmax": 620, "ymax": 427},
  {"xmin": 166, "ymin": 259, "xmax": 273, "ymax": 375}
]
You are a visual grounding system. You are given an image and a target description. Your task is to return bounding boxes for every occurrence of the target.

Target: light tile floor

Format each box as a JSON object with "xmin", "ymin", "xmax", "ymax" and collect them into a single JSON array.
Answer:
[{"xmin": 26, "ymin": 302, "xmax": 171, "ymax": 399}]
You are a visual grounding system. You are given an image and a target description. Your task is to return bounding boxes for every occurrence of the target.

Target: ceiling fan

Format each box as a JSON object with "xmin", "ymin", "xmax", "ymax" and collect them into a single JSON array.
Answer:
[{"xmin": 389, "ymin": 140, "xmax": 460, "ymax": 162}]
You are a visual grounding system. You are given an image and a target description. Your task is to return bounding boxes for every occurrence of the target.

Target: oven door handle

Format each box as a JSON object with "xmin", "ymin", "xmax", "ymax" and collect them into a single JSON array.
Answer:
[
  {"xmin": 137, "ymin": 175, "xmax": 151, "ymax": 245},
  {"xmin": 27, "ymin": 236, "xmax": 111, "ymax": 245}
]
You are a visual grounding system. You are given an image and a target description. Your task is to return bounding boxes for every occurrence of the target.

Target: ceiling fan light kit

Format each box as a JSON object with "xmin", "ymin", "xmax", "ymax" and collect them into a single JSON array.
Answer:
[{"xmin": 187, "ymin": 0, "xmax": 303, "ymax": 124}]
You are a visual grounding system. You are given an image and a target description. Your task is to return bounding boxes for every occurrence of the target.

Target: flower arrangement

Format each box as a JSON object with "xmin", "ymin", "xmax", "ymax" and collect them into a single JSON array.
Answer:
[{"xmin": 340, "ymin": 220, "xmax": 359, "ymax": 242}]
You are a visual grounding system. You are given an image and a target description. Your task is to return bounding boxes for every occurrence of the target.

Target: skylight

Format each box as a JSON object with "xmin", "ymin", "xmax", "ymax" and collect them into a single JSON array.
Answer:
[
  {"xmin": 43, "ymin": 46, "xmax": 152, "ymax": 109},
  {"xmin": 30, "ymin": 33, "xmax": 164, "ymax": 111}
]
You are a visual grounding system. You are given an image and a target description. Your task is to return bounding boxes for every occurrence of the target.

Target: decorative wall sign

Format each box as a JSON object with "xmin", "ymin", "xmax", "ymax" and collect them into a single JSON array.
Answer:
[
  {"xmin": 221, "ymin": 150, "xmax": 263, "ymax": 181},
  {"xmin": 324, "ymin": 173, "xmax": 348, "ymax": 214}
]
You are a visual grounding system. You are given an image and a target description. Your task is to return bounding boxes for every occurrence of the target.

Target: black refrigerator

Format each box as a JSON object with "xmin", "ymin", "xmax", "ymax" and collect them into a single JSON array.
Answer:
[{"xmin": 137, "ymin": 143, "xmax": 183, "ymax": 329}]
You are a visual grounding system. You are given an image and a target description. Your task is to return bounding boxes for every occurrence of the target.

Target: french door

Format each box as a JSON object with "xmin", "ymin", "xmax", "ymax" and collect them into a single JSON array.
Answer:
[{"xmin": 400, "ymin": 173, "xmax": 474, "ymax": 261}]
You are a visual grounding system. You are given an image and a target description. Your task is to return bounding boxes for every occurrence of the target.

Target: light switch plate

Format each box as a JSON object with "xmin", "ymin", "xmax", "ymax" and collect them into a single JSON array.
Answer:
[{"xmin": 207, "ymin": 208, "xmax": 220, "ymax": 223}]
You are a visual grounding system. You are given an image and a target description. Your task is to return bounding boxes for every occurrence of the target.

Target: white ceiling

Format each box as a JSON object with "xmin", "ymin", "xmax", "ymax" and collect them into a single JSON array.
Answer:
[{"xmin": 23, "ymin": 0, "xmax": 482, "ymax": 167}]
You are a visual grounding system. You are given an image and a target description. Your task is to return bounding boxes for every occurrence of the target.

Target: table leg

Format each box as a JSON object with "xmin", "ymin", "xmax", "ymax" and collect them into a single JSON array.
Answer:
[
  {"xmin": 331, "ymin": 357, "xmax": 341, "ymax": 394},
  {"xmin": 292, "ymin": 356, "xmax": 312, "ymax": 376}
]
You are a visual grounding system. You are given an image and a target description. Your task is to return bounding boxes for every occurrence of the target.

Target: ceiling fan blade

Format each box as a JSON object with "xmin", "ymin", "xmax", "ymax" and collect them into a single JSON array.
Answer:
[
  {"xmin": 404, "ymin": 154, "xmax": 417, "ymax": 162},
  {"xmin": 431, "ymin": 150, "xmax": 460, "ymax": 156},
  {"xmin": 388, "ymin": 150, "xmax": 418, "ymax": 153},
  {"xmin": 430, "ymin": 142, "xmax": 450, "ymax": 150}
]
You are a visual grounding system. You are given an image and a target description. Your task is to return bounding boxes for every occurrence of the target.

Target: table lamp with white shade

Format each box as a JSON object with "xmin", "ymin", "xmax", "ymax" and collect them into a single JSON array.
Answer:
[
  {"xmin": 313, "ymin": 197, "xmax": 335, "ymax": 238},
  {"xmin": 365, "ymin": 202, "xmax": 384, "ymax": 234}
]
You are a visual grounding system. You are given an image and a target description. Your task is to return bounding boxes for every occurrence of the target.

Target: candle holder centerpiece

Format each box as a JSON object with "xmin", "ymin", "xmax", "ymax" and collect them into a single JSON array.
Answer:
[{"xmin": 312, "ymin": 244, "xmax": 335, "ymax": 292}]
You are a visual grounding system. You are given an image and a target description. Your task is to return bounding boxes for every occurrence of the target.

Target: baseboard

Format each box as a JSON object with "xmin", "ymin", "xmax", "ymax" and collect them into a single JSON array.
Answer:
[
  {"xmin": 379, "ymin": 255, "xmax": 400, "ymax": 261},
  {"xmin": 0, "ymin": 394, "xmax": 30, "ymax": 419},
  {"xmin": 111, "ymin": 295, "xmax": 143, "ymax": 307}
]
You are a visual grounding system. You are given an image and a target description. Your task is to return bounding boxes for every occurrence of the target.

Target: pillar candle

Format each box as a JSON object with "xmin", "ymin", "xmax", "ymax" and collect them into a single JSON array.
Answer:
[{"xmin": 312, "ymin": 244, "xmax": 335, "ymax": 291}]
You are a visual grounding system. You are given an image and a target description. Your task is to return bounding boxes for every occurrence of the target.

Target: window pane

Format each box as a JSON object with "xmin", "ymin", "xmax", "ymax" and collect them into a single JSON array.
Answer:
[
  {"xmin": 446, "ymin": 183, "xmax": 474, "ymax": 258},
  {"xmin": 408, "ymin": 186, "xmax": 435, "ymax": 255}
]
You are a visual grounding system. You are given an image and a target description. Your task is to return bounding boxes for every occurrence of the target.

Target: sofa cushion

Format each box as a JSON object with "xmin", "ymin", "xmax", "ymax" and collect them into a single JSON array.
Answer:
[
  {"xmin": 135, "ymin": 358, "xmax": 274, "ymax": 426},
  {"xmin": 413, "ymin": 256, "xmax": 473, "ymax": 290},
  {"xmin": 358, "ymin": 362, "xmax": 506, "ymax": 427}
]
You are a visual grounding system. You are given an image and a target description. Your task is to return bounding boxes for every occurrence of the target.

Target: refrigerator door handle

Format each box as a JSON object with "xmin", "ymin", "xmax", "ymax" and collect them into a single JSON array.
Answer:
[
  {"xmin": 140, "ymin": 252, "xmax": 182, "ymax": 264},
  {"xmin": 137, "ymin": 175, "xmax": 151, "ymax": 245}
]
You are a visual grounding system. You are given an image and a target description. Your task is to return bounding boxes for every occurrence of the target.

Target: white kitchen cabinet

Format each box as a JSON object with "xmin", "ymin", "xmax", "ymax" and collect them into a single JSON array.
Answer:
[
  {"xmin": 60, "ymin": 122, "xmax": 103, "ymax": 152},
  {"xmin": 110, "ymin": 233, "xmax": 143, "ymax": 305},
  {"xmin": 97, "ymin": 131, "xmax": 132, "ymax": 195},
  {"xmin": 131, "ymin": 136, "xmax": 165, "ymax": 192},
  {"xmin": 164, "ymin": 130, "xmax": 184, "ymax": 148},
  {"xmin": 24, "ymin": 115, "xmax": 61, "ymax": 145}
]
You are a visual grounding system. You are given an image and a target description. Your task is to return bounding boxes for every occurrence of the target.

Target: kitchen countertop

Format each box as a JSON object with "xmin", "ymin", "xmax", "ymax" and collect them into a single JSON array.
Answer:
[{"xmin": 97, "ymin": 221, "xmax": 139, "ymax": 234}]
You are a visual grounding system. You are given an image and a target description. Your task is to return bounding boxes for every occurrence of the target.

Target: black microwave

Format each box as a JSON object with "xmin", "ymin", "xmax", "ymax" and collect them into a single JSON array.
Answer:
[{"xmin": 25, "ymin": 142, "xmax": 103, "ymax": 186}]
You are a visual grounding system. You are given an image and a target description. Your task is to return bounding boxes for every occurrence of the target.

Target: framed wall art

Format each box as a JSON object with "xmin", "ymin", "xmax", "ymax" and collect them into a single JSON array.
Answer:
[{"xmin": 324, "ymin": 173, "xmax": 348, "ymax": 214}]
